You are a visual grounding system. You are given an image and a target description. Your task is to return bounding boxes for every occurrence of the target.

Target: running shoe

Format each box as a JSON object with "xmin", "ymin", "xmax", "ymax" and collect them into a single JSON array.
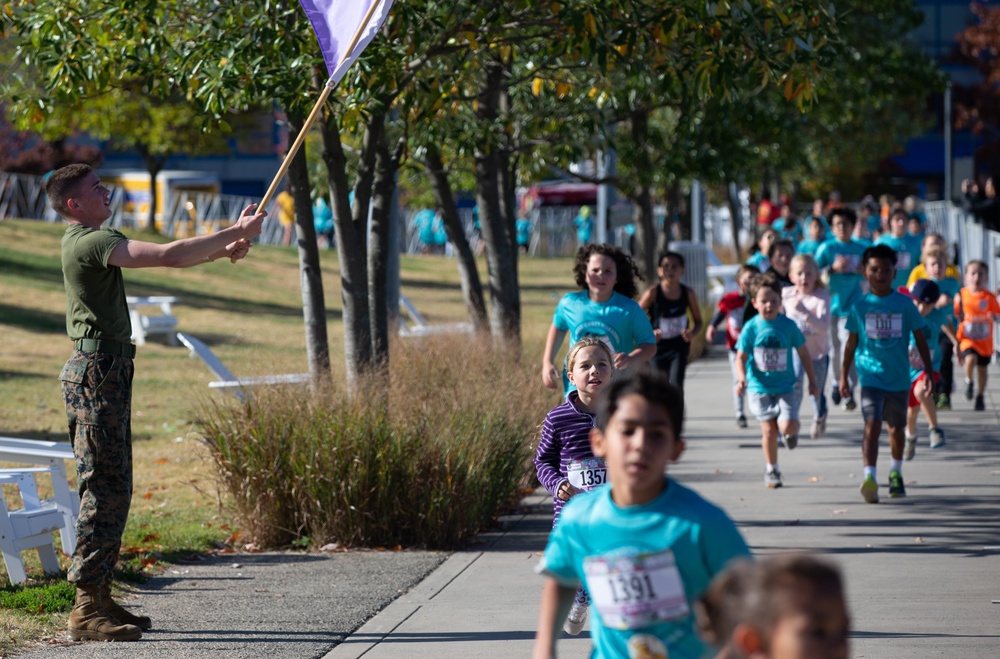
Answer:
[
  {"xmin": 843, "ymin": 397, "xmax": 857, "ymax": 412},
  {"xmin": 765, "ymin": 469, "xmax": 783, "ymax": 489},
  {"xmin": 784, "ymin": 433, "xmax": 798, "ymax": 450},
  {"xmin": 831, "ymin": 387, "xmax": 842, "ymax": 406},
  {"xmin": 975, "ymin": 394, "xmax": 985, "ymax": 411},
  {"xmin": 888, "ymin": 470, "xmax": 906, "ymax": 498},
  {"xmin": 737, "ymin": 415, "xmax": 748, "ymax": 429},
  {"xmin": 904, "ymin": 435, "xmax": 916, "ymax": 461},
  {"xmin": 777, "ymin": 434, "xmax": 786, "ymax": 448},
  {"xmin": 929, "ymin": 427, "xmax": 946, "ymax": 449},
  {"xmin": 936, "ymin": 394, "xmax": 951, "ymax": 410},
  {"xmin": 810, "ymin": 415, "xmax": 827, "ymax": 439},
  {"xmin": 966, "ymin": 380, "xmax": 974, "ymax": 400},
  {"xmin": 860, "ymin": 475, "xmax": 879, "ymax": 503},
  {"xmin": 564, "ymin": 601, "xmax": 588, "ymax": 636}
]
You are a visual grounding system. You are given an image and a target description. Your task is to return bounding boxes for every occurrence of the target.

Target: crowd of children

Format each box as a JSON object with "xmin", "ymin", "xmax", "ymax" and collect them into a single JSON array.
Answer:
[{"xmin": 531, "ymin": 194, "xmax": 997, "ymax": 653}]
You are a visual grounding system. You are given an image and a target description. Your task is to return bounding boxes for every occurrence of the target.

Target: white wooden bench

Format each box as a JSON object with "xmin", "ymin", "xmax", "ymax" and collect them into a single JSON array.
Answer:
[
  {"xmin": 398, "ymin": 294, "xmax": 474, "ymax": 338},
  {"xmin": 126, "ymin": 296, "xmax": 179, "ymax": 346},
  {"xmin": 176, "ymin": 332, "xmax": 311, "ymax": 403},
  {"xmin": 0, "ymin": 468, "xmax": 64, "ymax": 584},
  {"xmin": 0, "ymin": 437, "xmax": 78, "ymax": 556}
]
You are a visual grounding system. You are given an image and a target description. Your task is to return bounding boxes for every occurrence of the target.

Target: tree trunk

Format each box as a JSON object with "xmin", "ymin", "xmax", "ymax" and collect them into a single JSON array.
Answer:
[
  {"xmin": 727, "ymin": 182, "xmax": 745, "ymax": 262},
  {"xmin": 423, "ymin": 146, "xmax": 489, "ymax": 333},
  {"xmin": 286, "ymin": 113, "xmax": 331, "ymax": 386},
  {"xmin": 474, "ymin": 59, "xmax": 521, "ymax": 349},
  {"xmin": 136, "ymin": 145, "xmax": 166, "ymax": 233},
  {"xmin": 629, "ymin": 109, "xmax": 657, "ymax": 284},
  {"xmin": 368, "ymin": 111, "xmax": 394, "ymax": 380},
  {"xmin": 320, "ymin": 115, "xmax": 371, "ymax": 390}
]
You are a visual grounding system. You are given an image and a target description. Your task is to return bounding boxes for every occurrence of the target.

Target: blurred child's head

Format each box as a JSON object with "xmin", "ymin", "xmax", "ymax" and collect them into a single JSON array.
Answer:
[
  {"xmin": 861, "ymin": 244, "xmax": 897, "ymax": 296},
  {"xmin": 658, "ymin": 251, "xmax": 685, "ymax": 283},
  {"xmin": 921, "ymin": 232, "xmax": 946, "ymax": 255},
  {"xmin": 907, "ymin": 214, "xmax": 923, "ymax": 237},
  {"xmin": 811, "ymin": 199, "xmax": 824, "ymax": 218},
  {"xmin": 888, "ymin": 208, "xmax": 908, "ymax": 237},
  {"xmin": 698, "ymin": 554, "xmax": 849, "ymax": 659},
  {"xmin": 789, "ymin": 255, "xmax": 820, "ymax": 295},
  {"xmin": 899, "ymin": 278, "xmax": 940, "ymax": 317},
  {"xmin": 750, "ymin": 273, "xmax": 783, "ymax": 320},
  {"xmin": 964, "ymin": 259, "xmax": 989, "ymax": 291},
  {"xmin": 757, "ymin": 229, "xmax": 778, "ymax": 253},
  {"xmin": 807, "ymin": 216, "xmax": 824, "ymax": 242},
  {"xmin": 736, "ymin": 265, "xmax": 760, "ymax": 296},
  {"xmin": 828, "ymin": 209, "xmax": 855, "ymax": 241},
  {"xmin": 921, "ymin": 246, "xmax": 947, "ymax": 281},
  {"xmin": 566, "ymin": 338, "xmax": 614, "ymax": 403},
  {"xmin": 767, "ymin": 240, "xmax": 794, "ymax": 276},
  {"xmin": 592, "ymin": 371, "xmax": 684, "ymax": 505},
  {"xmin": 574, "ymin": 244, "xmax": 643, "ymax": 300},
  {"xmin": 779, "ymin": 204, "xmax": 795, "ymax": 223}
]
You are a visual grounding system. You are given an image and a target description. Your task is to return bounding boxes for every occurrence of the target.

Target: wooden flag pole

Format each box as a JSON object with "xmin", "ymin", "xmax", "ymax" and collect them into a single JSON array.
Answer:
[{"xmin": 257, "ymin": 0, "xmax": 386, "ymax": 214}]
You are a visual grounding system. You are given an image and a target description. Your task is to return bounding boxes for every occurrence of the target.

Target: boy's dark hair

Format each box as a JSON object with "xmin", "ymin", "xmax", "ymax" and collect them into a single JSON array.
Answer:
[
  {"xmin": 596, "ymin": 371, "xmax": 683, "ymax": 440},
  {"xmin": 966, "ymin": 259, "xmax": 989, "ymax": 274},
  {"xmin": 658, "ymin": 250, "xmax": 685, "ymax": 269},
  {"xmin": 45, "ymin": 164, "xmax": 94, "ymax": 215},
  {"xmin": 573, "ymin": 243, "xmax": 644, "ymax": 299},
  {"xmin": 829, "ymin": 207, "xmax": 856, "ymax": 227},
  {"xmin": 766, "ymin": 239, "xmax": 794, "ymax": 259},
  {"xmin": 736, "ymin": 264, "xmax": 760, "ymax": 279},
  {"xmin": 749, "ymin": 271, "xmax": 782, "ymax": 299},
  {"xmin": 862, "ymin": 243, "xmax": 897, "ymax": 267}
]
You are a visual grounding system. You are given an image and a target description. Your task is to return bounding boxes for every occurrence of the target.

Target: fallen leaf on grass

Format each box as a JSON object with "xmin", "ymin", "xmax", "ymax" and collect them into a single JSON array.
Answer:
[
  {"xmin": 141, "ymin": 557, "xmax": 158, "ymax": 568},
  {"xmin": 142, "ymin": 492, "xmax": 153, "ymax": 499},
  {"xmin": 155, "ymin": 458, "xmax": 169, "ymax": 465},
  {"xmin": 141, "ymin": 533, "xmax": 160, "ymax": 543}
]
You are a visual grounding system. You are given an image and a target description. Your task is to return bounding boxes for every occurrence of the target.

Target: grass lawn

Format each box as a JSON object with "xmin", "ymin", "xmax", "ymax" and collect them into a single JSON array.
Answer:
[{"xmin": 0, "ymin": 218, "xmax": 574, "ymax": 649}]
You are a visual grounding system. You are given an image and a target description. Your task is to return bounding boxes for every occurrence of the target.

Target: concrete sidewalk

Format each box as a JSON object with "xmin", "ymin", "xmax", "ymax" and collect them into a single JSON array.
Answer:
[
  {"xmin": 325, "ymin": 350, "xmax": 1000, "ymax": 659},
  {"xmin": 16, "ymin": 351, "xmax": 1000, "ymax": 658}
]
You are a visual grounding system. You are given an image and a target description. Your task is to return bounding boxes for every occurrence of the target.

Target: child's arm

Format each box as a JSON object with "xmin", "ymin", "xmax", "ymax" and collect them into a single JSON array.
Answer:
[
  {"xmin": 618, "ymin": 342, "xmax": 656, "ymax": 371},
  {"xmin": 682, "ymin": 286, "xmax": 704, "ymax": 342},
  {"xmin": 534, "ymin": 422, "xmax": 571, "ymax": 500},
  {"xmin": 953, "ymin": 293, "xmax": 963, "ymax": 323},
  {"xmin": 542, "ymin": 324, "xmax": 567, "ymax": 389},
  {"xmin": 913, "ymin": 329, "xmax": 935, "ymax": 397},
  {"xmin": 638, "ymin": 286, "xmax": 662, "ymax": 341},
  {"xmin": 735, "ymin": 350, "xmax": 749, "ymax": 396},
  {"xmin": 533, "ymin": 578, "xmax": 576, "ymax": 659},
  {"xmin": 839, "ymin": 332, "xmax": 858, "ymax": 399},
  {"xmin": 941, "ymin": 321, "xmax": 958, "ymax": 346},
  {"xmin": 796, "ymin": 344, "xmax": 819, "ymax": 398}
]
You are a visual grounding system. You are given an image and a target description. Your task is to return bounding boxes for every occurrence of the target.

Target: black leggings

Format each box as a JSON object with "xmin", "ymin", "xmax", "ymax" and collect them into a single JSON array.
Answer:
[
  {"xmin": 937, "ymin": 333, "xmax": 954, "ymax": 394},
  {"xmin": 653, "ymin": 341, "xmax": 690, "ymax": 395}
]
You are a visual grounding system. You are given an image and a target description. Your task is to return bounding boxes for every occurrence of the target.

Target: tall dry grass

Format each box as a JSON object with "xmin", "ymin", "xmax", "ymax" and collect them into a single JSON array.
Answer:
[{"xmin": 199, "ymin": 334, "xmax": 553, "ymax": 549}]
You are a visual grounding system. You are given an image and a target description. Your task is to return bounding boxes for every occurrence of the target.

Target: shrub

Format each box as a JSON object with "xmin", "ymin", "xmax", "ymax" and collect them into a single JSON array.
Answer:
[{"xmin": 199, "ymin": 335, "xmax": 552, "ymax": 549}]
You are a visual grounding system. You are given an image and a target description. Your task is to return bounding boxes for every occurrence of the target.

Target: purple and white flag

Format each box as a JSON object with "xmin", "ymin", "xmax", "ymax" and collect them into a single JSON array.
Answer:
[{"xmin": 299, "ymin": 0, "xmax": 394, "ymax": 84}]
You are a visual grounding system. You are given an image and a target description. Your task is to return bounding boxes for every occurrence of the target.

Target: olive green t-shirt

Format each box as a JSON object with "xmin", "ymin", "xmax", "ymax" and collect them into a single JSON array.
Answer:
[{"xmin": 61, "ymin": 224, "xmax": 131, "ymax": 342}]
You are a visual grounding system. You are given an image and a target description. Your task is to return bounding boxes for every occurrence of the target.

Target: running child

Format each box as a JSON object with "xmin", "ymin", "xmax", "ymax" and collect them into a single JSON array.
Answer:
[
  {"xmin": 639, "ymin": 251, "xmax": 704, "ymax": 399},
  {"xmin": 814, "ymin": 208, "xmax": 865, "ymax": 410},
  {"xmin": 841, "ymin": 244, "xmax": 934, "ymax": 503},
  {"xmin": 696, "ymin": 554, "xmax": 849, "ymax": 659},
  {"xmin": 542, "ymin": 244, "xmax": 656, "ymax": 393},
  {"xmin": 796, "ymin": 215, "xmax": 826, "ymax": 257},
  {"xmin": 746, "ymin": 228, "xmax": 777, "ymax": 272},
  {"xmin": 534, "ymin": 338, "xmax": 616, "ymax": 635},
  {"xmin": 782, "ymin": 255, "xmax": 832, "ymax": 439},
  {"xmin": 911, "ymin": 244, "xmax": 961, "ymax": 409},
  {"xmin": 736, "ymin": 274, "xmax": 818, "ymax": 489},
  {"xmin": 533, "ymin": 372, "xmax": 751, "ymax": 659},
  {"xmin": 898, "ymin": 279, "xmax": 956, "ymax": 459},
  {"xmin": 706, "ymin": 265, "xmax": 760, "ymax": 429},
  {"xmin": 875, "ymin": 208, "xmax": 922, "ymax": 288},
  {"xmin": 954, "ymin": 260, "xmax": 1000, "ymax": 411},
  {"xmin": 742, "ymin": 239, "xmax": 794, "ymax": 326}
]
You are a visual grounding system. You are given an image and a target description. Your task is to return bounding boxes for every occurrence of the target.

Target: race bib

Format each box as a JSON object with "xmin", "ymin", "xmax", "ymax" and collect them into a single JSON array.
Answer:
[
  {"xmin": 659, "ymin": 316, "xmax": 687, "ymax": 339},
  {"xmin": 839, "ymin": 254, "xmax": 860, "ymax": 272},
  {"xmin": 567, "ymin": 457, "xmax": 608, "ymax": 491},
  {"xmin": 908, "ymin": 344, "xmax": 924, "ymax": 370},
  {"xmin": 896, "ymin": 252, "xmax": 911, "ymax": 270},
  {"xmin": 753, "ymin": 346, "xmax": 788, "ymax": 372},
  {"xmin": 964, "ymin": 320, "xmax": 991, "ymax": 341},
  {"xmin": 865, "ymin": 312, "xmax": 902, "ymax": 339},
  {"xmin": 584, "ymin": 549, "xmax": 690, "ymax": 630},
  {"xmin": 727, "ymin": 308, "xmax": 744, "ymax": 335}
]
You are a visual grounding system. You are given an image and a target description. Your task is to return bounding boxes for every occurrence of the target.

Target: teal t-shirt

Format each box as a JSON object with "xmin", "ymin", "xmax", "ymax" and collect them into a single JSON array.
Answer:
[
  {"xmin": 846, "ymin": 291, "xmax": 928, "ymax": 391},
  {"xmin": 61, "ymin": 224, "xmax": 130, "ymax": 343},
  {"xmin": 745, "ymin": 251, "xmax": 770, "ymax": 272},
  {"xmin": 909, "ymin": 307, "xmax": 948, "ymax": 382},
  {"xmin": 538, "ymin": 481, "xmax": 751, "ymax": 659},
  {"xmin": 736, "ymin": 314, "xmax": 805, "ymax": 395},
  {"xmin": 933, "ymin": 276, "xmax": 961, "ymax": 326},
  {"xmin": 875, "ymin": 233, "xmax": 922, "ymax": 287},
  {"xmin": 771, "ymin": 218, "xmax": 803, "ymax": 245},
  {"xmin": 814, "ymin": 239, "xmax": 866, "ymax": 317},
  {"xmin": 796, "ymin": 239, "xmax": 822, "ymax": 256},
  {"xmin": 553, "ymin": 290, "xmax": 656, "ymax": 393}
]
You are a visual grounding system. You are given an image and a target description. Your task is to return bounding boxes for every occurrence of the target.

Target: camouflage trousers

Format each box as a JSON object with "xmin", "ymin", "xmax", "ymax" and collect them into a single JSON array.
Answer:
[{"xmin": 59, "ymin": 350, "xmax": 134, "ymax": 585}]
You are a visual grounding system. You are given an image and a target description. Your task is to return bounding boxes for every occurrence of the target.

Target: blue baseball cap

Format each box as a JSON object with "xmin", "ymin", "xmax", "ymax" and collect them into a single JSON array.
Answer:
[{"xmin": 898, "ymin": 279, "xmax": 940, "ymax": 304}]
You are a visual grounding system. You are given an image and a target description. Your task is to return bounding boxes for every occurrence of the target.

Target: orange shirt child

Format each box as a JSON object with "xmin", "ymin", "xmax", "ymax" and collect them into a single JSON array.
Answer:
[{"xmin": 954, "ymin": 288, "xmax": 1000, "ymax": 357}]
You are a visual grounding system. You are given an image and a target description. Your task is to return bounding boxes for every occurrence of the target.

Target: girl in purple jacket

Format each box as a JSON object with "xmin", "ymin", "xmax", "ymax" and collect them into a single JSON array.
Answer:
[{"xmin": 533, "ymin": 336, "xmax": 614, "ymax": 635}]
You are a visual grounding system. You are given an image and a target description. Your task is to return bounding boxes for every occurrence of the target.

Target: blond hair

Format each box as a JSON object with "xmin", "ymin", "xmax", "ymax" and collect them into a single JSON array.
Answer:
[
  {"xmin": 566, "ymin": 337, "xmax": 615, "ymax": 373},
  {"xmin": 789, "ymin": 253, "xmax": 825, "ymax": 290}
]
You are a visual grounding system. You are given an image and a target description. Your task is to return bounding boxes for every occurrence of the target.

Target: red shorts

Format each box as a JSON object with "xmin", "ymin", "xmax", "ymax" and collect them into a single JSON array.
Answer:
[{"xmin": 909, "ymin": 371, "xmax": 941, "ymax": 408}]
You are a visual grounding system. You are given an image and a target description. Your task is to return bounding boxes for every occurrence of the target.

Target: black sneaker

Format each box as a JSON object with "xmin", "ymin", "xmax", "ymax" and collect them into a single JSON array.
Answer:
[
  {"xmin": 737, "ymin": 415, "xmax": 748, "ymax": 429},
  {"xmin": 784, "ymin": 433, "xmax": 798, "ymax": 450},
  {"xmin": 966, "ymin": 380, "xmax": 974, "ymax": 400},
  {"xmin": 975, "ymin": 394, "xmax": 985, "ymax": 411},
  {"xmin": 831, "ymin": 386, "xmax": 842, "ymax": 406},
  {"xmin": 888, "ymin": 470, "xmax": 906, "ymax": 498}
]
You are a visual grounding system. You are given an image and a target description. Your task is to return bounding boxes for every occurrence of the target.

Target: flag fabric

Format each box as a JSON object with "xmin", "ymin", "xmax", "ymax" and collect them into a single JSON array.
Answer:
[{"xmin": 299, "ymin": 0, "xmax": 394, "ymax": 84}]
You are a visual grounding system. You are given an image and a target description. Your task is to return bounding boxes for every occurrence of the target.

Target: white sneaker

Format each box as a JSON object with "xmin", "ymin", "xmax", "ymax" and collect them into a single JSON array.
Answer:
[
  {"xmin": 564, "ymin": 601, "xmax": 588, "ymax": 635},
  {"xmin": 810, "ymin": 415, "xmax": 826, "ymax": 439},
  {"xmin": 904, "ymin": 435, "xmax": 916, "ymax": 461}
]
